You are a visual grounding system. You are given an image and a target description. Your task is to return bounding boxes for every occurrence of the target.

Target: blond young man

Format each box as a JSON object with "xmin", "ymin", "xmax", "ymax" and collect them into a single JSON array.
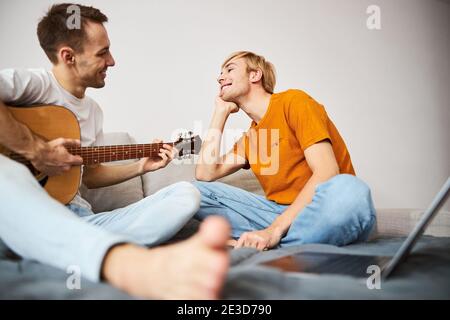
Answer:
[{"xmin": 194, "ymin": 51, "xmax": 376, "ymax": 251}]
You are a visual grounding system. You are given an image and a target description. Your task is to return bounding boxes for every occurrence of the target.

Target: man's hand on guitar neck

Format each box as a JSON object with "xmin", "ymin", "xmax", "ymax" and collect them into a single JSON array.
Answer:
[
  {"xmin": 137, "ymin": 139, "xmax": 177, "ymax": 174},
  {"xmin": 30, "ymin": 138, "xmax": 83, "ymax": 176}
]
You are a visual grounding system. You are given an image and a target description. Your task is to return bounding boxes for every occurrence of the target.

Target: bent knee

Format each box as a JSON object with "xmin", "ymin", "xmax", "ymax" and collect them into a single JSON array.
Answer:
[
  {"xmin": 322, "ymin": 175, "xmax": 375, "ymax": 221},
  {"xmin": 191, "ymin": 180, "xmax": 220, "ymax": 195},
  {"xmin": 171, "ymin": 181, "xmax": 201, "ymax": 212},
  {"xmin": 330, "ymin": 174, "xmax": 370, "ymax": 194}
]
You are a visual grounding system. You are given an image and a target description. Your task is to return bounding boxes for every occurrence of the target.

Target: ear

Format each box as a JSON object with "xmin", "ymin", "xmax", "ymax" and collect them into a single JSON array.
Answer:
[
  {"xmin": 58, "ymin": 46, "xmax": 76, "ymax": 66},
  {"xmin": 249, "ymin": 69, "xmax": 263, "ymax": 83}
]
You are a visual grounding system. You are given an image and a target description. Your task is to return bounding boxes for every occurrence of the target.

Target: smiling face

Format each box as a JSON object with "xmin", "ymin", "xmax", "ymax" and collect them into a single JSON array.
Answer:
[
  {"xmin": 73, "ymin": 21, "xmax": 115, "ymax": 88},
  {"xmin": 217, "ymin": 57, "xmax": 253, "ymax": 102}
]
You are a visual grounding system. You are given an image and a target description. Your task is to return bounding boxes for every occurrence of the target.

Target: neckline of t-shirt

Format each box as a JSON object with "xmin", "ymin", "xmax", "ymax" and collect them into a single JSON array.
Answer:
[
  {"xmin": 251, "ymin": 93, "xmax": 277, "ymax": 129},
  {"xmin": 49, "ymin": 70, "xmax": 85, "ymax": 104}
]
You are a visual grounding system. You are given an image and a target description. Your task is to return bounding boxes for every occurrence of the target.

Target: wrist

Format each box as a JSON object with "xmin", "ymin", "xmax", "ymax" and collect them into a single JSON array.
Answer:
[
  {"xmin": 213, "ymin": 106, "xmax": 231, "ymax": 119},
  {"xmin": 25, "ymin": 137, "xmax": 46, "ymax": 162},
  {"xmin": 136, "ymin": 159, "xmax": 146, "ymax": 175},
  {"xmin": 268, "ymin": 222, "xmax": 287, "ymax": 238}
]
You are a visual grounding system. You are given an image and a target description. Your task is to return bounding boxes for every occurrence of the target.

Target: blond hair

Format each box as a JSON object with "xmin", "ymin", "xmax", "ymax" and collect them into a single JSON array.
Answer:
[{"xmin": 222, "ymin": 51, "xmax": 276, "ymax": 94}]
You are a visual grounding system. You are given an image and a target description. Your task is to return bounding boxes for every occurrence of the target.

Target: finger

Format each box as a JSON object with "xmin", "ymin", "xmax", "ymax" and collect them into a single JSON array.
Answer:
[
  {"xmin": 246, "ymin": 238, "xmax": 258, "ymax": 249},
  {"xmin": 61, "ymin": 138, "xmax": 81, "ymax": 148},
  {"xmin": 243, "ymin": 238, "xmax": 254, "ymax": 249},
  {"xmin": 160, "ymin": 147, "xmax": 172, "ymax": 157},
  {"xmin": 152, "ymin": 139, "xmax": 163, "ymax": 143},
  {"xmin": 158, "ymin": 152, "xmax": 168, "ymax": 161},
  {"xmin": 235, "ymin": 235, "xmax": 246, "ymax": 249},
  {"xmin": 57, "ymin": 146, "xmax": 82, "ymax": 165},
  {"xmin": 227, "ymin": 239, "xmax": 237, "ymax": 247},
  {"xmin": 66, "ymin": 154, "xmax": 83, "ymax": 165},
  {"xmin": 161, "ymin": 148, "xmax": 174, "ymax": 160},
  {"xmin": 256, "ymin": 242, "xmax": 267, "ymax": 251}
]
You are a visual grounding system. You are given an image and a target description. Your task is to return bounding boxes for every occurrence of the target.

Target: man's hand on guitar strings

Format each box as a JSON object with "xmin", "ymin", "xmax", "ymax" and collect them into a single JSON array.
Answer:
[{"xmin": 30, "ymin": 138, "xmax": 83, "ymax": 176}]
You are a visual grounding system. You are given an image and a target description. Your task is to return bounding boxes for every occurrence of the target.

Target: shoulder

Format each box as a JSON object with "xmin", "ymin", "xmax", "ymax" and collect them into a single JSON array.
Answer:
[
  {"xmin": 277, "ymin": 89, "xmax": 327, "ymax": 123},
  {"xmin": 0, "ymin": 68, "xmax": 51, "ymax": 82},
  {"xmin": 274, "ymin": 89, "xmax": 315, "ymax": 115},
  {"xmin": 273, "ymin": 89, "xmax": 310, "ymax": 103}
]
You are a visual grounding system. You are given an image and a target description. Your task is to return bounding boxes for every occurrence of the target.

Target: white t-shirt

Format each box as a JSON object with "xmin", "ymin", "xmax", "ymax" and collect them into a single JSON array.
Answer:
[{"xmin": 0, "ymin": 68, "xmax": 105, "ymax": 210}]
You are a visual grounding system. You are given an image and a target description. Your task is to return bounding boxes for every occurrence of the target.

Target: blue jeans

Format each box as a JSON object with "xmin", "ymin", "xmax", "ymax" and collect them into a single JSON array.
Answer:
[
  {"xmin": 0, "ymin": 154, "xmax": 200, "ymax": 282},
  {"xmin": 192, "ymin": 174, "xmax": 376, "ymax": 247}
]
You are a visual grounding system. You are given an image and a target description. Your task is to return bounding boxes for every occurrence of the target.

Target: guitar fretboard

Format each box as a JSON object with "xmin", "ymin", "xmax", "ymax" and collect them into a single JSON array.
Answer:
[{"xmin": 67, "ymin": 142, "xmax": 174, "ymax": 165}]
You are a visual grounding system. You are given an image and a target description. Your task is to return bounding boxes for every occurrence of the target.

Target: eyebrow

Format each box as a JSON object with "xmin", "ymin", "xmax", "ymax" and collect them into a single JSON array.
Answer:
[
  {"xmin": 96, "ymin": 46, "xmax": 109, "ymax": 54},
  {"xmin": 224, "ymin": 62, "xmax": 237, "ymax": 69}
]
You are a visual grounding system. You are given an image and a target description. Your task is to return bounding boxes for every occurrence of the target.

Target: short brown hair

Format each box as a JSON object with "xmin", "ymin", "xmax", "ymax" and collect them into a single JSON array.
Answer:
[
  {"xmin": 222, "ymin": 51, "xmax": 276, "ymax": 94},
  {"xmin": 37, "ymin": 3, "xmax": 108, "ymax": 64}
]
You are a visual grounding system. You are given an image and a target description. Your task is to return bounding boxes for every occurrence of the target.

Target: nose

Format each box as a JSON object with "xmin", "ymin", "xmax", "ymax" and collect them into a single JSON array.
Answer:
[
  {"xmin": 217, "ymin": 73, "xmax": 225, "ymax": 85},
  {"xmin": 107, "ymin": 52, "xmax": 115, "ymax": 67}
]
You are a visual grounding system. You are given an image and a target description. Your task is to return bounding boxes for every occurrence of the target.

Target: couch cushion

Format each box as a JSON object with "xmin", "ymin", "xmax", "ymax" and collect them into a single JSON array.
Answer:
[
  {"xmin": 371, "ymin": 208, "xmax": 450, "ymax": 238},
  {"xmin": 80, "ymin": 132, "xmax": 144, "ymax": 213},
  {"xmin": 143, "ymin": 158, "xmax": 264, "ymax": 197},
  {"xmin": 142, "ymin": 159, "xmax": 197, "ymax": 196}
]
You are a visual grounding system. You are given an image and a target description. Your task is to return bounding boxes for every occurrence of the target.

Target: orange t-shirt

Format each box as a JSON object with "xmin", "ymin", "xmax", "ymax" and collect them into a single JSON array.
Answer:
[{"xmin": 233, "ymin": 89, "xmax": 355, "ymax": 205}]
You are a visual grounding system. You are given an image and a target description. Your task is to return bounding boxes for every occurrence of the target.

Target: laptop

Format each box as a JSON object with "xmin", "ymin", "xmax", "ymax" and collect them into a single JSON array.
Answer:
[{"xmin": 262, "ymin": 177, "xmax": 450, "ymax": 280}]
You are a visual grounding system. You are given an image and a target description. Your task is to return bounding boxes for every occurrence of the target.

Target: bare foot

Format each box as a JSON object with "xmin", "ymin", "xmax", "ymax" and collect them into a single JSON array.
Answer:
[{"xmin": 102, "ymin": 216, "xmax": 230, "ymax": 299}]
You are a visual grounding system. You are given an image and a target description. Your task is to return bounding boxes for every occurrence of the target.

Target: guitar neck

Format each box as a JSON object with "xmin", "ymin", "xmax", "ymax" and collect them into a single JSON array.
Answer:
[{"xmin": 67, "ymin": 142, "xmax": 174, "ymax": 165}]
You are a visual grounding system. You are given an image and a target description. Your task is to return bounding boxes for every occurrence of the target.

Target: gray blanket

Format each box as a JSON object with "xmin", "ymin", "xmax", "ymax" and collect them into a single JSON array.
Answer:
[{"xmin": 1, "ymin": 236, "xmax": 449, "ymax": 299}]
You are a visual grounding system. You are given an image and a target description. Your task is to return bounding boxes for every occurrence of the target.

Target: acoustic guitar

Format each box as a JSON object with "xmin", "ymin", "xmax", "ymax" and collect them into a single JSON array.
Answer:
[{"xmin": 0, "ymin": 105, "xmax": 202, "ymax": 204}]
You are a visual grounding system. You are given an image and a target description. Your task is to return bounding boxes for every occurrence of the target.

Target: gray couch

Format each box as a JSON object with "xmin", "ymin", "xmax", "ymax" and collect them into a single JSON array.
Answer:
[
  {"xmin": 82, "ymin": 132, "xmax": 450, "ymax": 241},
  {"xmin": 1, "ymin": 132, "xmax": 449, "ymax": 299}
]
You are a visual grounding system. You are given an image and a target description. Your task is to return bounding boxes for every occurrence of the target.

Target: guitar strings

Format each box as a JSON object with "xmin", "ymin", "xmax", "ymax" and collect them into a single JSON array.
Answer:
[{"xmin": 8, "ymin": 140, "xmax": 195, "ymax": 164}]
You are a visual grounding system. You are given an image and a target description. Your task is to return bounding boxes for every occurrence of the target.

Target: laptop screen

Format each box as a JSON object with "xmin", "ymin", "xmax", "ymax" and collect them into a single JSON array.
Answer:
[{"xmin": 382, "ymin": 177, "xmax": 450, "ymax": 279}]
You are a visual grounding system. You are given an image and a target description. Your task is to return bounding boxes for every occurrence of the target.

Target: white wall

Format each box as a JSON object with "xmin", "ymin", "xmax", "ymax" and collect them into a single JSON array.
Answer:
[{"xmin": 1, "ymin": 0, "xmax": 449, "ymax": 210}]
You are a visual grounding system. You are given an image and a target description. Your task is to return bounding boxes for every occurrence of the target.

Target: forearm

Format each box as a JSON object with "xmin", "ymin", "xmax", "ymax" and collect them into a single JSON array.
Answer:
[
  {"xmin": 0, "ymin": 100, "xmax": 45, "ymax": 159},
  {"xmin": 271, "ymin": 171, "xmax": 339, "ymax": 235},
  {"xmin": 195, "ymin": 109, "xmax": 229, "ymax": 180},
  {"xmin": 83, "ymin": 161, "xmax": 143, "ymax": 189}
]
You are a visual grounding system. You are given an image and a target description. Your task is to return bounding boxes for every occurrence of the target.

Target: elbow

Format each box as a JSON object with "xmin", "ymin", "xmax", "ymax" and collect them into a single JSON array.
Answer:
[
  {"xmin": 330, "ymin": 165, "xmax": 340, "ymax": 177},
  {"xmin": 314, "ymin": 165, "xmax": 340, "ymax": 181},
  {"xmin": 195, "ymin": 168, "xmax": 215, "ymax": 182}
]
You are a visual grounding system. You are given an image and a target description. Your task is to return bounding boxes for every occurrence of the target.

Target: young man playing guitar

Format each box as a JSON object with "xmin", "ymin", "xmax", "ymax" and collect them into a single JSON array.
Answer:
[
  {"xmin": 0, "ymin": 3, "xmax": 229, "ymax": 299},
  {"xmin": 194, "ymin": 51, "xmax": 376, "ymax": 251}
]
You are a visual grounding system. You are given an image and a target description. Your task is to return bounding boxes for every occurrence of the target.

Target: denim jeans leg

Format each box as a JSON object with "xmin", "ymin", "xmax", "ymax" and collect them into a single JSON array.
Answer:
[
  {"xmin": 191, "ymin": 180, "xmax": 287, "ymax": 239},
  {"xmin": 281, "ymin": 174, "xmax": 376, "ymax": 247},
  {"xmin": 0, "ymin": 155, "xmax": 127, "ymax": 282},
  {"xmin": 81, "ymin": 181, "xmax": 200, "ymax": 246}
]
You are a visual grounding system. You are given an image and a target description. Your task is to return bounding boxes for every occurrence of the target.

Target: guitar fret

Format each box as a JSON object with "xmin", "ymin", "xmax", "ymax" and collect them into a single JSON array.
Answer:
[{"xmin": 67, "ymin": 139, "xmax": 186, "ymax": 165}]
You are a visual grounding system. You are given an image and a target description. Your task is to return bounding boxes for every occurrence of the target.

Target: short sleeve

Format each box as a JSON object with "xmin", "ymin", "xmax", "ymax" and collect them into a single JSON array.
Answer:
[
  {"xmin": 286, "ymin": 92, "xmax": 331, "ymax": 150},
  {"xmin": 0, "ymin": 69, "xmax": 51, "ymax": 105}
]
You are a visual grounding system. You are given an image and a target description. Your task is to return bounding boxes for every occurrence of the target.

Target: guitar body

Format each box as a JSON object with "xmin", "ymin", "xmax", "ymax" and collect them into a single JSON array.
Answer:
[{"xmin": 1, "ymin": 105, "xmax": 81, "ymax": 204}]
